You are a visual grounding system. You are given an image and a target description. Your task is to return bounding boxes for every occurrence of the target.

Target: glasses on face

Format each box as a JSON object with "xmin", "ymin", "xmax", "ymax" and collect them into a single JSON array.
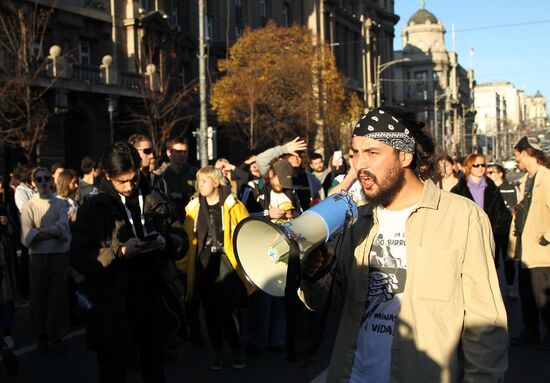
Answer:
[
  {"xmin": 138, "ymin": 147, "xmax": 154, "ymax": 155},
  {"xmin": 471, "ymin": 163, "xmax": 486, "ymax": 168},
  {"xmin": 35, "ymin": 176, "xmax": 51, "ymax": 183}
]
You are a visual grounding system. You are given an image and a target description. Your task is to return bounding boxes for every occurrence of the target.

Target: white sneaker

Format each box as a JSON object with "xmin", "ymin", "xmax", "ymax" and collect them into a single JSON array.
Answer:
[{"xmin": 3, "ymin": 336, "xmax": 15, "ymax": 350}]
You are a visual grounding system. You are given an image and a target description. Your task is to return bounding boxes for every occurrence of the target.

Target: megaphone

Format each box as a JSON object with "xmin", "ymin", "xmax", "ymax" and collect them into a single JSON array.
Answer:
[{"xmin": 233, "ymin": 192, "xmax": 358, "ymax": 297}]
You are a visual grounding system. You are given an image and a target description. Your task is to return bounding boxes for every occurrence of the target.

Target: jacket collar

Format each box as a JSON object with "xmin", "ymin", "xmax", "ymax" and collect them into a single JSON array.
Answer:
[{"xmin": 417, "ymin": 179, "xmax": 441, "ymax": 210}]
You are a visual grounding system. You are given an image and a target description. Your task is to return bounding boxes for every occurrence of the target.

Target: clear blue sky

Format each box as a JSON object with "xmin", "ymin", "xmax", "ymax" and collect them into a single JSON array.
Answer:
[{"xmin": 394, "ymin": 0, "xmax": 550, "ymax": 111}]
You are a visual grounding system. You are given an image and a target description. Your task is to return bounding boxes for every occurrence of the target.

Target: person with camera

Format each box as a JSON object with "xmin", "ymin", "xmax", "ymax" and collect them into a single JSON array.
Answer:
[
  {"xmin": 181, "ymin": 166, "xmax": 249, "ymax": 371},
  {"xmin": 70, "ymin": 142, "xmax": 187, "ymax": 383}
]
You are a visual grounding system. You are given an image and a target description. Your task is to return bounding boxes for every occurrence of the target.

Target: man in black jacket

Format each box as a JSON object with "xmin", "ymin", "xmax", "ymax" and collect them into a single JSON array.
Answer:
[{"xmin": 70, "ymin": 142, "xmax": 187, "ymax": 383}]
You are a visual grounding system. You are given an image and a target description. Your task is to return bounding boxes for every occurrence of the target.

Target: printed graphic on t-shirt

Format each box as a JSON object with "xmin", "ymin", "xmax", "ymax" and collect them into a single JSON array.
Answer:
[
  {"xmin": 349, "ymin": 205, "xmax": 414, "ymax": 383},
  {"xmin": 361, "ymin": 233, "xmax": 406, "ymax": 327}
]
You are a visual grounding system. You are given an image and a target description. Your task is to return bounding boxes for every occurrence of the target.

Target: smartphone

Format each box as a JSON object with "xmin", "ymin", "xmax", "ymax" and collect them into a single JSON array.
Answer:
[
  {"xmin": 143, "ymin": 233, "xmax": 160, "ymax": 242},
  {"xmin": 333, "ymin": 150, "xmax": 343, "ymax": 162}
]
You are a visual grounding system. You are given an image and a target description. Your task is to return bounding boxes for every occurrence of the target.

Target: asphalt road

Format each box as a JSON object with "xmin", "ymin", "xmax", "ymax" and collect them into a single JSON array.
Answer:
[{"xmin": 2, "ymin": 263, "xmax": 550, "ymax": 382}]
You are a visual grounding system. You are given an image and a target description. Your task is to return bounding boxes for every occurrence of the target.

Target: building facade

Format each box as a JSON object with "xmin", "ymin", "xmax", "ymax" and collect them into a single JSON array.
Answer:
[
  {"xmin": 0, "ymin": 0, "xmax": 399, "ymax": 173},
  {"xmin": 474, "ymin": 81, "xmax": 526, "ymax": 160},
  {"xmin": 393, "ymin": 5, "xmax": 475, "ymax": 158},
  {"xmin": 525, "ymin": 91, "xmax": 549, "ymax": 132}
]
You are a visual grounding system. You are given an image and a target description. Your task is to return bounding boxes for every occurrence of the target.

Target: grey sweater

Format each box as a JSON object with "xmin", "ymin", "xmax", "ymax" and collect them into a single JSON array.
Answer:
[{"xmin": 20, "ymin": 193, "xmax": 70, "ymax": 254}]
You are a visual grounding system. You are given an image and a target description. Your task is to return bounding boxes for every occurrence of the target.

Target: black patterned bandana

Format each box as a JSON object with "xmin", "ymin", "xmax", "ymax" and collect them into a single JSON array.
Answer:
[{"xmin": 352, "ymin": 108, "xmax": 416, "ymax": 153}]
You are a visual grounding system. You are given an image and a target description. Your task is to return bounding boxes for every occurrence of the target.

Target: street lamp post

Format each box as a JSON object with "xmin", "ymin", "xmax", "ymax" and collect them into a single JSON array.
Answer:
[
  {"xmin": 106, "ymin": 97, "xmax": 117, "ymax": 144},
  {"xmin": 433, "ymin": 88, "xmax": 450, "ymax": 150},
  {"xmin": 376, "ymin": 57, "xmax": 409, "ymax": 107},
  {"xmin": 48, "ymin": 45, "xmax": 62, "ymax": 77},
  {"xmin": 198, "ymin": 0, "xmax": 209, "ymax": 167},
  {"xmin": 461, "ymin": 104, "xmax": 476, "ymax": 156}
]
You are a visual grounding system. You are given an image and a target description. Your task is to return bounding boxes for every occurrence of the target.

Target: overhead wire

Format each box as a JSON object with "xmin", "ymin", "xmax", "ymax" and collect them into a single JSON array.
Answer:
[{"xmin": 328, "ymin": 18, "xmax": 550, "ymax": 47}]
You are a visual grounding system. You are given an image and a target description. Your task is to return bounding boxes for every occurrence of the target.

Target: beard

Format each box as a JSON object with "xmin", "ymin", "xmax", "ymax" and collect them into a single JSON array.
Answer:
[{"xmin": 357, "ymin": 163, "xmax": 405, "ymax": 207}]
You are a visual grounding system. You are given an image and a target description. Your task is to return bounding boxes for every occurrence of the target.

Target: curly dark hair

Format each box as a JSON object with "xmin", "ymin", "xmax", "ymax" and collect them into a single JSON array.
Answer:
[{"xmin": 379, "ymin": 106, "xmax": 437, "ymax": 181}]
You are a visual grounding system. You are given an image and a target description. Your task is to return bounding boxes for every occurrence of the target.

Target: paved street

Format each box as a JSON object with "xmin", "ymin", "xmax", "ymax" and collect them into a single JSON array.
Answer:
[{"xmin": 2, "ymin": 267, "xmax": 550, "ymax": 382}]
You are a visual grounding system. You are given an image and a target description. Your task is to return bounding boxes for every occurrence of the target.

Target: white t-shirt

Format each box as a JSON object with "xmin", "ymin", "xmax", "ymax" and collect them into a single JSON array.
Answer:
[
  {"xmin": 349, "ymin": 204, "xmax": 416, "ymax": 383},
  {"xmin": 333, "ymin": 175, "xmax": 366, "ymax": 205},
  {"xmin": 269, "ymin": 190, "xmax": 294, "ymax": 223}
]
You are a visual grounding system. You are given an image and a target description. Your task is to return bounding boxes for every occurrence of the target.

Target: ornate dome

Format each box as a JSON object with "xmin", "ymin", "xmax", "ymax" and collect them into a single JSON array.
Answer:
[{"xmin": 408, "ymin": 8, "xmax": 438, "ymax": 25}]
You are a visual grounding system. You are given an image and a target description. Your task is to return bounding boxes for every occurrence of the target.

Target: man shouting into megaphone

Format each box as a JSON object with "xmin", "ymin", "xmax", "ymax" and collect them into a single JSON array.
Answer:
[{"xmin": 299, "ymin": 107, "xmax": 508, "ymax": 383}]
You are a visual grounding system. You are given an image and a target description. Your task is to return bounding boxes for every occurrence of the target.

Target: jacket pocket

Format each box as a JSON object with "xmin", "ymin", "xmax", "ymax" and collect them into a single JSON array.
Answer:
[{"xmin": 415, "ymin": 248, "xmax": 458, "ymax": 302}]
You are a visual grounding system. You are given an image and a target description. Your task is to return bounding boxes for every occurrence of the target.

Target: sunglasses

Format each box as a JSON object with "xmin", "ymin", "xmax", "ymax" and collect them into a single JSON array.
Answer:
[
  {"xmin": 138, "ymin": 147, "xmax": 154, "ymax": 155},
  {"xmin": 471, "ymin": 163, "xmax": 486, "ymax": 168},
  {"xmin": 35, "ymin": 176, "xmax": 51, "ymax": 183}
]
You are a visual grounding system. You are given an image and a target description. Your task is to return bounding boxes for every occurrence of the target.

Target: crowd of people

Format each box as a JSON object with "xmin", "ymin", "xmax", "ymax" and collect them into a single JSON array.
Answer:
[{"xmin": 0, "ymin": 107, "xmax": 548, "ymax": 382}]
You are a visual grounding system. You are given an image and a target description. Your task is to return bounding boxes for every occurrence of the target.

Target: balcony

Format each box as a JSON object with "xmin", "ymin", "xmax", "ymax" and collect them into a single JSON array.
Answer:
[
  {"xmin": 119, "ymin": 72, "xmax": 143, "ymax": 90},
  {"xmin": 72, "ymin": 64, "xmax": 101, "ymax": 84}
]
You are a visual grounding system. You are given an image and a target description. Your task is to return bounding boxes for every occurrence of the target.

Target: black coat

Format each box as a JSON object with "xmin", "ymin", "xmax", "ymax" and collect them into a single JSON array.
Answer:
[
  {"xmin": 451, "ymin": 176, "xmax": 512, "ymax": 237},
  {"xmin": 70, "ymin": 176, "xmax": 188, "ymax": 354}
]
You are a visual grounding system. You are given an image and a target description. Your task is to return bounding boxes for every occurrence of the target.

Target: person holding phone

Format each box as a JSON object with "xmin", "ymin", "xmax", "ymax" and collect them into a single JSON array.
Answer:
[{"xmin": 70, "ymin": 142, "xmax": 188, "ymax": 383}]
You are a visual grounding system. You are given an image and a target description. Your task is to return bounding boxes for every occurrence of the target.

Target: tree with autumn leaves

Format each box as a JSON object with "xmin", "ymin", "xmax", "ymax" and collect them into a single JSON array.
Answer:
[{"xmin": 211, "ymin": 22, "xmax": 362, "ymax": 154}]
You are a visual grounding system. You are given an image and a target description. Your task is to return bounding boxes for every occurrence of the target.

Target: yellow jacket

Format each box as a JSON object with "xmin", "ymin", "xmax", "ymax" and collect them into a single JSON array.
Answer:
[
  {"xmin": 178, "ymin": 193, "xmax": 249, "ymax": 300},
  {"xmin": 508, "ymin": 165, "xmax": 550, "ymax": 268},
  {"xmin": 299, "ymin": 180, "xmax": 507, "ymax": 382}
]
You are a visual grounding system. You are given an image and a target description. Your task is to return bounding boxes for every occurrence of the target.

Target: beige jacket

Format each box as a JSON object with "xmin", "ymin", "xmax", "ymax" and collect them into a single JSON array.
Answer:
[
  {"xmin": 299, "ymin": 180, "xmax": 507, "ymax": 382},
  {"xmin": 507, "ymin": 165, "xmax": 550, "ymax": 268}
]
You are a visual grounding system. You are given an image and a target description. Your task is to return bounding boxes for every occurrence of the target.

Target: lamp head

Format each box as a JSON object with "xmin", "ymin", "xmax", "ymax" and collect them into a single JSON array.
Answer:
[{"xmin": 49, "ymin": 45, "xmax": 61, "ymax": 58}]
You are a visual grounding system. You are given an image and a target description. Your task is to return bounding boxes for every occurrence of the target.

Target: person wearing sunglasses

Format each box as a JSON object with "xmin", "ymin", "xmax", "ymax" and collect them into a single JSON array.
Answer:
[
  {"xmin": 128, "ymin": 134, "xmax": 156, "ymax": 186},
  {"xmin": 20, "ymin": 167, "xmax": 71, "ymax": 354},
  {"xmin": 451, "ymin": 153, "xmax": 512, "ymax": 270}
]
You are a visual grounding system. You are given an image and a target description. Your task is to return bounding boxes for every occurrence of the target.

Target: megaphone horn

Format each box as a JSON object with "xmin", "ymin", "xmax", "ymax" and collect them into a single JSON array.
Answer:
[{"xmin": 233, "ymin": 192, "xmax": 358, "ymax": 297}]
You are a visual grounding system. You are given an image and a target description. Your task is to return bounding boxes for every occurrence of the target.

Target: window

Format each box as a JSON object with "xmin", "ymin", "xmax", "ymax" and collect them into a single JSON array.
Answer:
[
  {"xmin": 29, "ymin": 41, "xmax": 42, "ymax": 58},
  {"xmin": 79, "ymin": 41, "xmax": 91, "ymax": 66},
  {"xmin": 282, "ymin": 3, "xmax": 290, "ymax": 26},
  {"xmin": 140, "ymin": 0, "xmax": 150, "ymax": 12},
  {"xmin": 206, "ymin": 15, "xmax": 214, "ymax": 40},
  {"xmin": 260, "ymin": 0, "xmax": 267, "ymax": 18},
  {"xmin": 236, "ymin": 25, "xmax": 243, "ymax": 38},
  {"xmin": 414, "ymin": 71, "xmax": 427, "ymax": 96}
]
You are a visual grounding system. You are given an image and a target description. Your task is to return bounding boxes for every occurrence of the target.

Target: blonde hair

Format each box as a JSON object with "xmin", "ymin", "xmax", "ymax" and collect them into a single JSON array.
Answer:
[{"xmin": 195, "ymin": 166, "xmax": 228, "ymax": 190}]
